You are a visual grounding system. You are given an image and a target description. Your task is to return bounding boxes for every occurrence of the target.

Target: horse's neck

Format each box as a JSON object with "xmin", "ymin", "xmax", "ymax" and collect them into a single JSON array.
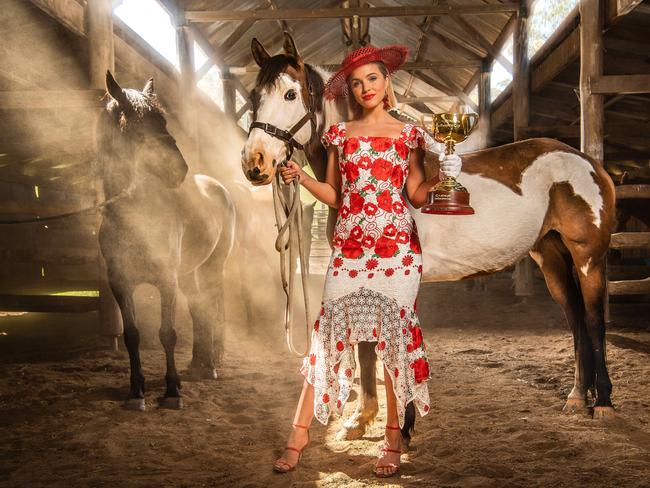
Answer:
[{"xmin": 312, "ymin": 66, "xmax": 347, "ymax": 131}]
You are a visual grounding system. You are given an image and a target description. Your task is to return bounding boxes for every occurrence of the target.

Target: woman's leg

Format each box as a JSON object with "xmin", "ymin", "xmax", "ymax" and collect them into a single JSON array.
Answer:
[
  {"xmin": 274, "ymin": 379, "xmax": 314, "ymax": 471},
  {"xmin": 375, "ymin": 366, "xmax": 402, "ymax": 476}
]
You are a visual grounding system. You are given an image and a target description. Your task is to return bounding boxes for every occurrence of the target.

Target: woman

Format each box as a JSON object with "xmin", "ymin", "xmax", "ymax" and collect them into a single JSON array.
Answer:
[{"xmin": 275, "ymin": 44, "xmax": 462, "ymax": 478}]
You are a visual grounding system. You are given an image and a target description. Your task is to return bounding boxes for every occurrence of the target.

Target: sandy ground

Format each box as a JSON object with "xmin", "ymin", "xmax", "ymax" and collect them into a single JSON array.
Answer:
[{"xmin": 1, "ymin": 276, "xmax": 649, "ymax": 488}]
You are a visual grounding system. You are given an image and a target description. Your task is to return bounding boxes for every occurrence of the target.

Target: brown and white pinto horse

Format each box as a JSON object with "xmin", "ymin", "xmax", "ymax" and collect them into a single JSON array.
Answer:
[{"xmin": 241, "ymin": 33, "xmax": 617, "ymax": 442}]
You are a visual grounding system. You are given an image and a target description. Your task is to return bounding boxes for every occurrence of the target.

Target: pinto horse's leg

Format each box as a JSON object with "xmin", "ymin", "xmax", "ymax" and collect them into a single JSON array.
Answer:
[
  {"xmin": 158, "ymin": 279, "xmax": 183, "ymax": 409},
  {"xmin": 337, "ymin": 342, "xmax": 379, "ymax": 440},
  {"xmin": 574, "ymin": 259, "xmax": 614, "ymax": 418},
  {"xmin": 531, "ymin": 234, "xmax": 593, "ymax": 415},
  {"xmin": 111, "ymin": 282, "xmax": 146, "ymax": 411}
]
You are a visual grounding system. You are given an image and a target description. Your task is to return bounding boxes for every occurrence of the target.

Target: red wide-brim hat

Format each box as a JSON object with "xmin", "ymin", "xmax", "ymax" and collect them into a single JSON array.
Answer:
[{"xmin": 324, "ymin": 44, "xmax": 409, "ymax": 100}]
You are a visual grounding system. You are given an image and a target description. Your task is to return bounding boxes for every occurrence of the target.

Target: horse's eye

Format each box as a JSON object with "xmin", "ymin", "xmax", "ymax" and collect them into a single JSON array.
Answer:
[{"xmin": 284, "ymin": 89, "xmax": 297, "ymax": 101}]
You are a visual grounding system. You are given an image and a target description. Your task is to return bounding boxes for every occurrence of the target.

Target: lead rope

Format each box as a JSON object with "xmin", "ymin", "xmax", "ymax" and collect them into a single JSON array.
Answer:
[{"xmin": 272, "ymin": 160, "xmax": 312, "ymax": 357}]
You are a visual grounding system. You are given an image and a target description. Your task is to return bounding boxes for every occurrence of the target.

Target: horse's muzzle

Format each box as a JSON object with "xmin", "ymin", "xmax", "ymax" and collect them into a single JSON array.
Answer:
[{"xmin": 247, "ymin": 166, "xmax": 270, "ymax": 183}]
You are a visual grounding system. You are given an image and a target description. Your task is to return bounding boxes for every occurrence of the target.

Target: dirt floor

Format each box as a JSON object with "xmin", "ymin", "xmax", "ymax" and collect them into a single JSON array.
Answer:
[{"xmin": 1, "ymin": 275, "xmax": 649, "ymax": 488}]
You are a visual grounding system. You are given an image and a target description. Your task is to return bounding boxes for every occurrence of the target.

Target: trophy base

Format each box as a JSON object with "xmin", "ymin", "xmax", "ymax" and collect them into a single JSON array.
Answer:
[{"xmin": 421, "ymin": 186, "xmax": 475, "ymax": 216}]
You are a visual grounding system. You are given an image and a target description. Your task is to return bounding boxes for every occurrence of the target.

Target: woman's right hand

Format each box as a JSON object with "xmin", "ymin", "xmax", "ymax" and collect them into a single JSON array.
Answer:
[{"xmin": 278, "ymin": 160, "xmax": 304, "ymax": 185}]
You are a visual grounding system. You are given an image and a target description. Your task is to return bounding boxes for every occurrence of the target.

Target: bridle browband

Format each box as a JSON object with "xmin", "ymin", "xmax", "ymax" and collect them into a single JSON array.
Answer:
[{"xmin": 249, "ymin": 68, "xmax": 318, "ymax": 161}]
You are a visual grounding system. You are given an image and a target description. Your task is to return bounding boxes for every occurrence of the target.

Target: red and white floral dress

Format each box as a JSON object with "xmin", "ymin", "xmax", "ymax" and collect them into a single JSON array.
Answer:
[{"xmin": 300, "ymin": 122, "xmax": 431, "ymax": 429}]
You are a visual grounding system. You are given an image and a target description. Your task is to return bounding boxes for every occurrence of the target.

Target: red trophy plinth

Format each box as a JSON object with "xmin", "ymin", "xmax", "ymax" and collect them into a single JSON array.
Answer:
[{"xmin": 421, "ymin": 113, "xmax": 478, "ymax": 216}]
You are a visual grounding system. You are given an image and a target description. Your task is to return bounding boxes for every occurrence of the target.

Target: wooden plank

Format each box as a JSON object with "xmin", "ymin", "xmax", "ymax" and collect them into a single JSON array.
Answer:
[
  {"xmin": 591, "ymin": 75, "xmax": 650, "ymax": 94},
  {"xmin": 0, "ymin": 294, "xmax": 100, "ymax": 313},
  {"xmin": 610, "ymin": 232, "xmax": 650, "ymax": 250},
  {"xmin": 607, "ymin": 265, "xmax": 650, "ymax": 280},
  {"xmin": 607, "ymin": 277, "xmax": 650, "ymax": 295},
  {"xmin": 184, "ymin": 5, "xmax": 520, "ymax": 22},
  {"xmin": 615, "ymin": 185, "xmax": 650, "ymax": 199},
  {"xmin": 0, "ymin": 90, "xmax": 105, "ymax": 109},
  {"xmin": 0, "ymin": 247, "xmax": 99, "ymax": 265}
]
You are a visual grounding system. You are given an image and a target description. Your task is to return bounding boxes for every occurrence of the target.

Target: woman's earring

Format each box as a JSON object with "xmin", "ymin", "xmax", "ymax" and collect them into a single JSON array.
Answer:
[{"xmin": 382, "ymin": 94, "xmax": 390, "ymax": 109}]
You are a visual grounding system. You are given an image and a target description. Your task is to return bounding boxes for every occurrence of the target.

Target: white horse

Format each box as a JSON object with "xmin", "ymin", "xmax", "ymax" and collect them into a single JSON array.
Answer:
[{"xmin": 242, "ymin": 33, "xmax": 617, "ymax": 442}]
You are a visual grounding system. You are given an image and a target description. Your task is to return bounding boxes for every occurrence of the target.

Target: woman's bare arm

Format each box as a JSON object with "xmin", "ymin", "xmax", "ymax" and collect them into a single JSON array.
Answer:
[
  {"xmin": 405, "ymin": 147, "xmax": 440, "ymax": 209},
  {"xmin": 279, "ymin": 146, "xmax": 342, "ymax": 208}
]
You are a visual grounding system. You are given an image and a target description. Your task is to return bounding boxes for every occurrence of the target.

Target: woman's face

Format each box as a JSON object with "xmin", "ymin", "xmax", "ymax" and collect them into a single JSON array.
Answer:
[{"xmin": 348, "ymin": 63, "xmax": 387, "ymax": 110}]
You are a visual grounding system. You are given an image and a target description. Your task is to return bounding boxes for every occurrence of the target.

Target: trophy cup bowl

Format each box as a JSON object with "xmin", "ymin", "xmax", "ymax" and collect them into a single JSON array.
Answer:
[{"xmin": 421, "ymin": 112, "xmax": 479, "ymax": 215}]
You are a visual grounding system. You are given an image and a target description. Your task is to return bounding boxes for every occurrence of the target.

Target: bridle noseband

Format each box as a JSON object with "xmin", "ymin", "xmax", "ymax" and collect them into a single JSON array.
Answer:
[{"xmin": 249, "ymin": 73, "xmax": 317, "ymax": 161}]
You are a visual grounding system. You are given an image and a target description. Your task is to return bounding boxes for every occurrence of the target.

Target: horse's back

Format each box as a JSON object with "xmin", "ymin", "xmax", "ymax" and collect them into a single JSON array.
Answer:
[{"xmin": 178, "ymin": 174, "xmax": 235, "ymax": 273}]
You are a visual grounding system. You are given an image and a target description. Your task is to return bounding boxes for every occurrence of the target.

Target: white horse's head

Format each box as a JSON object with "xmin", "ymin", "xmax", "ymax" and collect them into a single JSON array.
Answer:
[{"xmin": 242, "ymin": 32, "xmax": 324, "ymax": 185}]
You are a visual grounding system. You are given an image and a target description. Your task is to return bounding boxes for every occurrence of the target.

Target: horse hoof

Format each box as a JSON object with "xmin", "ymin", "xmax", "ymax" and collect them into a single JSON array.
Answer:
[
  {"xmin": 158, "ymin": 396, "xmax": 183, "ymax": 410},
  {"xmin": 124, "ymin": 398, "xmax": 145, "ymax": 411},
  {"xmin": 593, "ymin": 406, "xmax": 615, "ymax": 420},
  {"xmin": 186, "ymin": 366, "xmax": 218, "ymax": 380},
  {"xmin": 402, "ymin": 436, "xmax": 411, "ymax": 453},
  {"xmin": 336, "ymin": 424, "xmax": 365, "ymax": 440},
  {"xmin": 563, "ymin": 398, "xmax": 588, "ymax": 415}
]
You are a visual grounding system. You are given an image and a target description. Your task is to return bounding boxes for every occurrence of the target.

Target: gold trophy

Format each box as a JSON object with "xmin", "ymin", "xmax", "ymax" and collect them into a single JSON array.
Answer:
[{"xmin": 421, "ymin": 112, "xmax": 478, "ymax": 215}]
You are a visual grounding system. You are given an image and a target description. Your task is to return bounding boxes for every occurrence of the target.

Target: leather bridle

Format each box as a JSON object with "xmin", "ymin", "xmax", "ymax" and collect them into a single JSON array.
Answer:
[{"xmin": 248, "ymin": 73, "xmax": 318, "ymax": 162}]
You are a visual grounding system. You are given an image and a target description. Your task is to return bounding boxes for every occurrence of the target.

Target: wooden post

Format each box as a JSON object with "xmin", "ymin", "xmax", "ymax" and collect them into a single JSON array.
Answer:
[
  {"xmin": 580, "ymin": 0, "xmax": 604, "ymax": 161},
  {"xmin": 580, "ymin": 0, "xmax": 606, "ymax": 318},
  {"xmin": 87, "ymin": 0, "xmax": 114, "ymax": 90},
  {"xmin": 88, "ymin": 0, "xmax": 121, "ymax": 347},
  {"xmin": 477, "ymin": 59, "xmax": 492, "ymax": 148},
  {"xmin": 513, "ymin": 0, "xmax": 535, "ymax": 297},
  {"xmin": 176, "ymin": 17, "xmax": 200, "ymax": 162},
  {"xmin": 222, "ymin": 72, "xmax": 237, "ymax": 119}
]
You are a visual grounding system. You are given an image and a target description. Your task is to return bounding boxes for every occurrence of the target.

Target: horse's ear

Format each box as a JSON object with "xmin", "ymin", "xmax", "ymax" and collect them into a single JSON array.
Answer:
[
  {"xmin": 106, "ymin": 70, "xmax": 130, "ymax": 108},
  {"xmin": 143, "ymin": 77, "xmax": 155, "ymax": 96},
  {"xmin": 251, "ymin": 38, "xmax": 271, "ymax": 67},
  {"xmin": 283, "ymin": 31, "xmax": 301, "ymax": 62}
]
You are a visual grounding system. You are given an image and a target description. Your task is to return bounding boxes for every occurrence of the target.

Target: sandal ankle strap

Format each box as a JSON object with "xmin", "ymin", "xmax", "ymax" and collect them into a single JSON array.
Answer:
[
  {"xmin": 292, "ymin": 423, "xmax": 310, "ymax": 430},
  {"xmin": 385, "ymin": 425, "xmax": 401, "ymax": 430}
]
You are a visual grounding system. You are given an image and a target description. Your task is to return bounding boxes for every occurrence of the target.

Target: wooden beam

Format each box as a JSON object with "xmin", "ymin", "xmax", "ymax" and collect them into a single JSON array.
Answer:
[
  {"xmin": 462, "ymin": 13, "xmax": 517, "ymax": 94},
  {"xmin": 412, "ymin": 70, "xmax": 479, "ymax": 112},
  {"xmin": 531, "ymin": 28, "xmax": 580, "ymax": 93},
  {"xmin": 449, "ymin": 14, "xmax": 514, "ymax": 73},
  {"xmin": 185, "ymin": 4, "xmax": 520, "ymax": 22},
  {"xmin": 607, "ymin": 0, "xmax": 646, "ymax": 24},
  {"xmin": 580, "ymin": 0, "xmax": 604, "ymax": 162},
  {"xmin": 397, "ymin": 95, "xmax": 461, "ymax": 104},
  {"xmin": 0, "ymin": 294, "xmax": 100, "ymax": 313},
  {"xmin": 234, "ymin": 60, "xmax": 483, "ymax": 73},
  {"xmin": 366, "ymin": 0, "xmax": 481, "ymax": 60},
  {"xmin": 0, "ymin": 90, "xmax": 105, "ymax": 109},
  {"xmin": 591, "ymin": 75, "xmax": 650, "ymax": 94}
]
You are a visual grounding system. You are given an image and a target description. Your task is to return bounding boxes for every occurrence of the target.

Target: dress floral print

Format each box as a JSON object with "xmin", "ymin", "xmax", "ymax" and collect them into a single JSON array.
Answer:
[{"xmin": 300, "ymin": 122, "xmax": 432, "ymax": 428}]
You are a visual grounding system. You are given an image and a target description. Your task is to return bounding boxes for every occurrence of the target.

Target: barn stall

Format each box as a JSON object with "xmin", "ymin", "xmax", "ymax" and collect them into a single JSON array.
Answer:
[{"xmin": 0, "ymin": 0, "xmax": 649, "ymax": 487}]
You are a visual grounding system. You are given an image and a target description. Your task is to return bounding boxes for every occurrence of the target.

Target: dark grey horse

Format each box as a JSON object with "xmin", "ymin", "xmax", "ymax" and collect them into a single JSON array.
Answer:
[{"xmin": 98, "ymin": 71, "xmax": 235, "ymax": 410}]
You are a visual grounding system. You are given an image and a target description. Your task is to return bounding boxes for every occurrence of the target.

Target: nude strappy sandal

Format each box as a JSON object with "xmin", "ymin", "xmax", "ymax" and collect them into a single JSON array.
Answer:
[
  {"xmin": 273, "ymin": 423, "xmax": 311, "ymax": 473},
  {"xmin": 374, "ymin": 425, "xmax": 402, "ymax": 478}
]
